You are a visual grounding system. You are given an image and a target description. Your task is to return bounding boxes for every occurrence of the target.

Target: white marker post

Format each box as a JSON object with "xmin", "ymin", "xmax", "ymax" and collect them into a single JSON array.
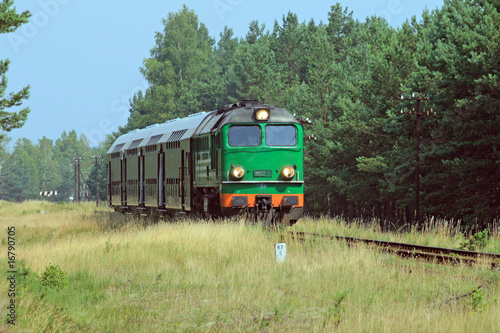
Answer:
[{"xmin": 275, "ymin": 243, "xmax": 286, "ymax": 263}]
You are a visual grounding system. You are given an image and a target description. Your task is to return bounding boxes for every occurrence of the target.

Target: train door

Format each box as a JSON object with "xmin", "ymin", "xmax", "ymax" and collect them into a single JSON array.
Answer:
[
  {"xmin": 179, "ymin": 149, "xmax": 185, "ymax": 210},
  {"xmin": 107, "ymin": 161, "xmax": 111, "ymax": 205},
  {"xmin": 158, "ymin": 148, "xmax": 165, "ymax": 207},
  {"xmin": 139, "ymin": 149, "xmax": 145, "ymax": 206},
  {"xmin": 120, "ymin": 153, "xmax": 127, "ymax": 206},
  {"xmin": 183, "ymin": 149, "xmax": 191, "ymax": 211}
]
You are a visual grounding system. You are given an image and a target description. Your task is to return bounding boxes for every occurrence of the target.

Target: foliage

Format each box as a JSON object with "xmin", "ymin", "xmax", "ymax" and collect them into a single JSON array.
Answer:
[
  {"xmin": 459, "ymin": 230, "xmax": 489, "ymax": 251},
  {"xmin": 0, "ymin": 1, "xmax": 31, "ymax": 140},
  {"xmin": 324, "ymin": 291, "xmax": 348, "ymax": 328},
  {"xmin": 466, "ymin": 287, "xmax": 498, "ymax": 313},
  {"xmin": 0, "ymin": 131, "xmax": 95, "ymax": 202},
  {"xmin": 125, "ymin": 5, "xmax": 216, "ymax": 131},
  {"xmin": 0, "ymin": 137, "xmax": 12, "ymax": 194},
  {"xmin": 40, "ymin": 264, "xmax": 68, "ymax": 292},
  {"xmin": 410, "ymin": 0, "xmax": 500, "ymax": 225},
  {"xmin": 86, "ymin": 153, "xmax": 108, "ymax": 202}
]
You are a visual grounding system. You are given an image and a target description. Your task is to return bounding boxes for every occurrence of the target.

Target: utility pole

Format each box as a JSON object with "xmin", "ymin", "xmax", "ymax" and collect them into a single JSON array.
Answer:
[
  {"xmin": 94, "ymin": 156, "xmax": 99, "ymax": 207},
  {"xmin": 77, "ymin": 157, "xmax": 81, "ymax": 203},
  {"xmin": 73, "ymin": 160, "xmax": 76, "ymax": 203},
  {"xmin": 400, "ymin": 93, "xmax": 435, "ymax": 224}
]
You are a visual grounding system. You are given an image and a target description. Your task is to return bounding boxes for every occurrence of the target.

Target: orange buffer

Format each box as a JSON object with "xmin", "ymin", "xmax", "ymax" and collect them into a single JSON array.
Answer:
[{"xmin": 220, "ymin": 193, "xmax": 304, "ymax": 208}]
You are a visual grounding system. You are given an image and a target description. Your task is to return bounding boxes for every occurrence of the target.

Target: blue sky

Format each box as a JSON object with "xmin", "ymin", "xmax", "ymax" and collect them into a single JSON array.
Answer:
[{"xmin": 1, "ymin": 0, "xmax": 443, "ymax": 148}]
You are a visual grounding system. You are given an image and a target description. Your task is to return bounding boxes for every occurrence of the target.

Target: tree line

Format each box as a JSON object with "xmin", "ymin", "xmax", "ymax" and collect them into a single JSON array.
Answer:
[
  {"xmin": 1, "ymin": 1, "xmax": 499, "ymax": 226},
  {"xmin": 0, "ymin": 131, "xmax": 106, "ymax": 203}
]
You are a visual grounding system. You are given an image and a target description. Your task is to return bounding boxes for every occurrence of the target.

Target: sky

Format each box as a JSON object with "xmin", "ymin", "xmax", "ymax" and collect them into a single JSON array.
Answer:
[{"xmin": 1, "ymin": 0, "xmax": 443, "ymax": 149}]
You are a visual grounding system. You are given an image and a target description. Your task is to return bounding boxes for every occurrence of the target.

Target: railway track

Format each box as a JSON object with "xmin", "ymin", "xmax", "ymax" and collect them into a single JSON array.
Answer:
[{"xmin": 286, "ymin": 231, "xmax": 500, "ymax": 269}]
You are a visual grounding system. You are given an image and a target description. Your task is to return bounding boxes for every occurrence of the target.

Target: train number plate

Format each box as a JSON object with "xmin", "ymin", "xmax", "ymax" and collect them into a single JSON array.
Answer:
[{"xmin": 253, "ymin": 170, "xmax": 272, "ymax": 178}]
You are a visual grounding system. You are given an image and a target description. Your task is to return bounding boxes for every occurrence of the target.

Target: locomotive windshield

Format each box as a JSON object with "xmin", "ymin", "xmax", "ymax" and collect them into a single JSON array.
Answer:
[
  {"xmin": 228, "ymin": 125, "xmax": 261, "ymax": 146},
  {"xmin": 265, "ymin": 125, "xmax": 297, "ymax": 146}
]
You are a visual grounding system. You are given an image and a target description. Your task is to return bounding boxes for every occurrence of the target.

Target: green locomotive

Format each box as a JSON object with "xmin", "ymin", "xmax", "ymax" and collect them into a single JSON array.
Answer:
[{"xmin": 106, "ymin": 100, "xmax": 303, "ymax": 225}]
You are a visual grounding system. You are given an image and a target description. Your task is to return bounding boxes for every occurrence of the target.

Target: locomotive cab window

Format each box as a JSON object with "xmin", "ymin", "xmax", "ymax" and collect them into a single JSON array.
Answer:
[
  {"xmin": 228, "ymin": 125, "xmax": 261, "ymax": 146},
  {"xmin": 265, "ymin": 125, "xmax": 297, "ymax": 146}
]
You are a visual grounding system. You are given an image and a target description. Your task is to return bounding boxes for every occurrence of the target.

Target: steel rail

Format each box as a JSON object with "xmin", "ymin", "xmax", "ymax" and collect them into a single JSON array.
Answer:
[{"xmin": 287, "ymin": 231, "xmax": 500, "ymax": 269}]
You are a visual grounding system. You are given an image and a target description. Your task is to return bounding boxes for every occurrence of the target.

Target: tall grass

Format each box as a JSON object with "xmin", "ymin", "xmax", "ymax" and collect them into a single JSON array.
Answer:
[{"xmin": 0, "ymin": 201, "xmax": 499, "ymax": 332}]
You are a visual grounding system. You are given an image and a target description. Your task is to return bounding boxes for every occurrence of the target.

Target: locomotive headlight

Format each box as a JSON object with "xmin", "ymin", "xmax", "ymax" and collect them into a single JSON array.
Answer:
[
  {"xmin": 281, "ymin": 165, "xmax": 295, "ymax": 179},
  {"xmin": 231, "ymin": 166, "xmax": 245, "ymax": 179},
  {"xmin": 255, "ymin": 109, "xmax": 270, "ymax": 121}
]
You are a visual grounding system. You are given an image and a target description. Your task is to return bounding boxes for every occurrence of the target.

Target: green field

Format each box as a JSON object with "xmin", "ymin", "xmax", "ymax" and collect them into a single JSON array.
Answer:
[{"xmin": 0, "ymin": 201, "xmax": 499, "ymax": 332}]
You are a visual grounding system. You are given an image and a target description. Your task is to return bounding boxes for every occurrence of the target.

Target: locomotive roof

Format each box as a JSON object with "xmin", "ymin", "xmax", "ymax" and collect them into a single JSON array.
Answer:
[
  {"xmin": 194, "ymin": 100, "xmax": 299, "ymax": 135},
  {"xmin": 107, "ymin": 101, "xmax": 299, "ymax": 155}
]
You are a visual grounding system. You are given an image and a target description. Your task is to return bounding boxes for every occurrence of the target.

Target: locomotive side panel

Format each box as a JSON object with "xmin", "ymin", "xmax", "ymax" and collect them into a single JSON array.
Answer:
[
  {"xmin": 191, "ymin": 132, "xmax": 222, "ymax": 216},
  {"xmin": 193, "ymin": 134, "xmax": 219, "ymax": 187}
]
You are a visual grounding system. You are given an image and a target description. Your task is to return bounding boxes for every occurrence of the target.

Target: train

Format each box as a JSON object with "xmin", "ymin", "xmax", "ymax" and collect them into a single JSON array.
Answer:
[{"xmin": 106, "ymin": 100, "xmax": 304, "ymax": 225}]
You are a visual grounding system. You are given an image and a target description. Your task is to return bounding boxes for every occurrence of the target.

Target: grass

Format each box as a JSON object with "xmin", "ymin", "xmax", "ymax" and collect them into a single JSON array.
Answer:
[{"xmin": 0, "ymin": 200, "xmax": 499, "ymax": 332}]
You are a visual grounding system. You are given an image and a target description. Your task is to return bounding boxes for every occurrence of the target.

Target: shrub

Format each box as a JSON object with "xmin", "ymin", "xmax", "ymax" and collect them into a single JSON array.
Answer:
[
  {"xmin": 40, "ymin": 264, "xmax": 68, "ymax": 291},
  {"xmin": 459, "ymin": 229, "xmax": 489, "ymax": 251}
]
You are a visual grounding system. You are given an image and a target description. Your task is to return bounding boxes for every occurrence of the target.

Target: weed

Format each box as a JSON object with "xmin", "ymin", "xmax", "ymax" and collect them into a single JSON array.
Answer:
[
  {"xmin": 323, "ymin": 291, "xmax": 348, "ymax": 328},
  {"xmin": 466, "ymin": 287, "xmax": 498, "ymax": 313},
  {"xmin": 459, "ymin": 229, "xmax": 489, "ymax": 251},
  {"xmin": 40, "ymin": 264, "xmax": 68, "ymax": 292}
]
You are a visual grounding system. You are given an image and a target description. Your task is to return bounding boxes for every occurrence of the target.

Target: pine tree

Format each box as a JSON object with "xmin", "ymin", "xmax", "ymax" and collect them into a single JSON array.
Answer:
[
  {"xmin": 0, "ymin": 1, "xmax": 31, "ymax": 140},
  {"xmin": 411, "ymin": 0, "xmax": 500, "ymax": 225},
  {"xmin": 212, "ymin": 26, "xmax": 242, "ymax": 105}
]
